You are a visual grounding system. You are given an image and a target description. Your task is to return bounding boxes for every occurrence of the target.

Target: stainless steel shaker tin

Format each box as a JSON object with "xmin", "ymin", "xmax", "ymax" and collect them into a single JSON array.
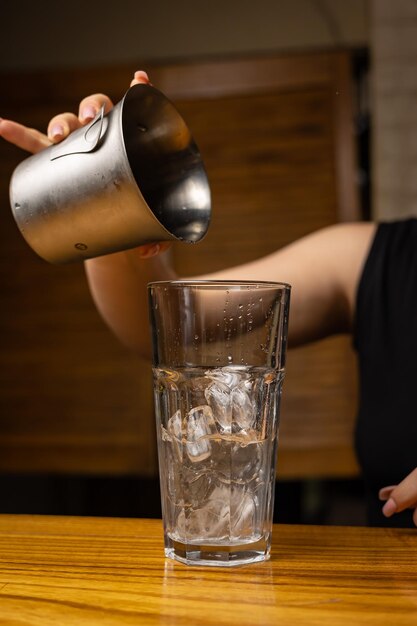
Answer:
[{"xmin": 9, "ymin": 84, "xmax": 211, "ymax": 264}]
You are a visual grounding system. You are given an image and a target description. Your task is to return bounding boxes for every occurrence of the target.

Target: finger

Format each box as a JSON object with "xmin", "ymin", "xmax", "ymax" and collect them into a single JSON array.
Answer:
[
  {"xmin": 78, "ymin": 93, "xmax": 114, "ymax": 125},
  {"xmin": 379, "ymin": 485, "xmax": 397, "ymax": 501},
  {"xmin": 157, "ymin": 242, "xmax": 171, "ymax": 254},
  {"xmin": 130, "ymin": 70, "xmax": 151, "ymax": 87},
  {"xmin": 382, "ymin": 467, "xmax": 417, "ymax": 517},
  {"xmin": 0, "ymin": 118, "xmax": 51, "ymax": 154},
  {"xmin": 380, "ymin": 485, "xmax": 416, "ymax": 513},
  {"xmin": 136, "ymin": 242, "xmax": 171, "ymax": 259},
  {"xmin": 47, "ymin": 112, "xmax": 82, "ymax": 143}
]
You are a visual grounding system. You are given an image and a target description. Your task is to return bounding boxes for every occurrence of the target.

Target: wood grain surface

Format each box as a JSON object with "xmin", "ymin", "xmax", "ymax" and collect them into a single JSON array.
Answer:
[{"xmin": 0, "ymin": 515, "xmax": 416, "ymax": 625}]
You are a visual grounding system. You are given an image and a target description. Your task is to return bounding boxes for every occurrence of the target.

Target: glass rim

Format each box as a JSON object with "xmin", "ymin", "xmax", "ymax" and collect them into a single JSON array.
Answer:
[{"xmin": 147, "ymin": 279, "xmax": 291, "ymax": 290}]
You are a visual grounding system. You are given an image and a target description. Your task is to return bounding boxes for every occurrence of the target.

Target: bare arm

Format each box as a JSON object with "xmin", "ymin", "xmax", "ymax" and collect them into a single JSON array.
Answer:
[
  {"xmin": 199, "ymin": 222, "xmax": 376, "ymax": 346},
  {"xmin": 84, "ymin": 245, "xmax": 175, "ymax": 355},
  {"xmin": 83, "ymin": 221, "xmax": 376, "ymax": 357},
  {"xmin": 1, "ymin": 72, "xmax": 376, "ymax": 358}
]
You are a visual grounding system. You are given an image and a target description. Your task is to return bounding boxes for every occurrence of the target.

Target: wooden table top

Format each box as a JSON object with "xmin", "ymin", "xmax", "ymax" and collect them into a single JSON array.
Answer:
[{"xmin": 0, "ymin": 515, "xmax": 416, "ymax": 625}]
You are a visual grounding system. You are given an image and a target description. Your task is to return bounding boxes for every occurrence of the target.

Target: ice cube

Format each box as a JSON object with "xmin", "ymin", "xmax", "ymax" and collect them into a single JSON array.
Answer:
[
  {"xmin": 232, "ymin": 383, "xmax": 256, "ymax": 430},
  {"xmin": 231, "ymin": 434, "xmax": 264, "ymax": 484},
  {"xmin": 231, "ymin": 490, "xmax": 256, "ymax": 538},
  {"xmin": 174, "ymin": 484, "xmax": 257, "ymax": 542},
  {"xmin": 206, "ymin": 366, "xmax": 246, "ymax": 389},
  {"xmin": 186, "ymin": 473, "xmax": 215, "ymax": 509},
  {"xmin": 167, "ymin": 409, "xmax": 183, "ymax": 460},
  {"xmin": 175, "ymin": 484, "xmax": 230, "ymax": 541},
  {"xmin": 204, "ymin": 381, "xmax": 232, "ymax": 431},
  {"xmin": 186, "ymin": 405, "xmax": 217, "ymax": 462},
  {"xmin": 160, "ymin": 425, "xmax": 172, "ymax": 442}
]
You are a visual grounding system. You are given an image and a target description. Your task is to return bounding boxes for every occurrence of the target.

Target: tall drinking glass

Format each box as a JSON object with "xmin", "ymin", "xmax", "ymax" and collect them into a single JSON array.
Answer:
[{"xmin": 148, "ymin": 280, "xmax": 290, "ymax": 566}]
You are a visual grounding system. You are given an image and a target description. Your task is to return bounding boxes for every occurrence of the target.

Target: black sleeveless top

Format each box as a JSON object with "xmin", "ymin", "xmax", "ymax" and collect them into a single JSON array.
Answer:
[{"xmin": 354, "ymin": 218, "xmax": 417, "ymax": 527}]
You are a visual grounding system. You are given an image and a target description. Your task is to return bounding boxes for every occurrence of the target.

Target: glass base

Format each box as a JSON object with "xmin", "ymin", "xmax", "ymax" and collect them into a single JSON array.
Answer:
[{"xmin": 165, "ymin": 535, "xmax": 270, "ymax": 567}]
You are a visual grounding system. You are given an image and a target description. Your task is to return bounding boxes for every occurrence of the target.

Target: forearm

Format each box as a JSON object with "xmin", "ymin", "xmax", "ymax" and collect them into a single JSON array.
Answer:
[
  {"xmin": 85, "ymin": 223, "xmax": 376, "ymax": 358},
  {"xmin": 84, "ymin": 246, "xmax": 176, "ymax": 358}
]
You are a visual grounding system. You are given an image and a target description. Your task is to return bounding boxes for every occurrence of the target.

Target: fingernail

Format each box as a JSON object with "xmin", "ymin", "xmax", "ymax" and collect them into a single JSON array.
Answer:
[
  {"xmin": 382, "ymin": 497, "xmax": 397, "ymax": 517},
  {"xmin": 134, "ymin": 70, "xmax": 150, "ymax": 82},
  {"xmin": 50, "ymin": 124, "xmax": 64, "ymax": 140},
  {"xmin": 80, "ymin": 105, "xmax": 97, "ymax": 122}
]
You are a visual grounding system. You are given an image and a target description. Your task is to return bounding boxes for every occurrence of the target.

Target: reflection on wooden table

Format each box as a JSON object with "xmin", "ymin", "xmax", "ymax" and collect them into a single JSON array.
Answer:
[{"xmin": 0, "ymin": 515, "xmax": 416, "ymax": 625}]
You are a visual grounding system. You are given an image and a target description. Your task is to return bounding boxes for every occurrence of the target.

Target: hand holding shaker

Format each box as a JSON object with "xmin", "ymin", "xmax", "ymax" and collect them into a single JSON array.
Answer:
[
  {"xmin": 9, "ymin": 84, "xmax": 211, "ymax": 263},
  {"xmin": 149, "ymin": 280, "xmax": 291, "ymax": 566}
]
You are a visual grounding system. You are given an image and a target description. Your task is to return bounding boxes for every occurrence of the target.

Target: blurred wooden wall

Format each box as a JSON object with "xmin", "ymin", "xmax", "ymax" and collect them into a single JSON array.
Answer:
[{"xmin": 0, "ymin": 50, "xmax": 361, "ymax": 480}]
